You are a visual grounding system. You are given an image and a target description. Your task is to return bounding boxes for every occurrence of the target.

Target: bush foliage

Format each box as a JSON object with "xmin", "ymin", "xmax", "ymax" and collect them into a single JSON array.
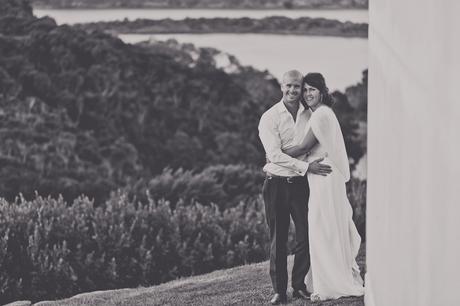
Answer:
[
  {"xmin": 0, "ymin": 174, "xmax": 366, "ymax": 304},
  {"xmin": 126, "ymin": 164, "xmax": 265, "ymax": 208},
  {"xmin": 0, "ymin": 193, "xmax": 268, "ymax": 303}
]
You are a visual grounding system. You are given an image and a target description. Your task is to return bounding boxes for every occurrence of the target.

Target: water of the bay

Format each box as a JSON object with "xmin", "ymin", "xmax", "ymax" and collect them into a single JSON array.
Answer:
[
  {"xmin": 120, "ymin": 33, "xmax": 367, "ymax": 91},
  {"xmin": 33, "ymin": 8, "xmax": 368, "ymax": 89}
]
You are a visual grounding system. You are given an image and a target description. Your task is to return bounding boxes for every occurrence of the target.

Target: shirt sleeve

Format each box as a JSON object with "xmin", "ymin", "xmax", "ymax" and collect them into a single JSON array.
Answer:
[{"xmin": 258, "ymin": 112, "xmax": 309, "ymax": 176}]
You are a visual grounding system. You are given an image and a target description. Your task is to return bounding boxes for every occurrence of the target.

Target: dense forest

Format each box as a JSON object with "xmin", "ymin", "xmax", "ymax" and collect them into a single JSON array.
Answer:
[
  {"xmin": 31, "ymin": 0, "xmax": 368, "ymax": 9},
  {"xmin": 77, "ymin": 16, "xmax": 368, "ymax": 38},
  {"xmin": 0, "ymin": 0, "xmax": 277, "ymax": 202},
  {"xmin": 0, "ymin": 0, "xmax": 366, "ymax": 205}
]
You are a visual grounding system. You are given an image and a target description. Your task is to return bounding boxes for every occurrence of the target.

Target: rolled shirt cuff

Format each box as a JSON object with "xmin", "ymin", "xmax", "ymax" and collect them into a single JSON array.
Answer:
[{"xmin": 295, "ymin": 160, "xmax": 309, "ymax": 176}]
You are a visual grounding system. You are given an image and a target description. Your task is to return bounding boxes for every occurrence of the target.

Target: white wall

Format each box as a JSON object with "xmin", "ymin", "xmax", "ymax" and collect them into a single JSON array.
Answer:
[{"xmin": 366, "ymin": 1, "xmax": 460, "ymax": 306}]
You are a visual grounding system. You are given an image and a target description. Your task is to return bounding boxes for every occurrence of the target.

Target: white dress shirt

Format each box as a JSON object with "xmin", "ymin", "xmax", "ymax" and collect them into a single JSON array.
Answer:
[{"xmin": 258, "ymin": 100, "xmax": 311, "ymax": 177}]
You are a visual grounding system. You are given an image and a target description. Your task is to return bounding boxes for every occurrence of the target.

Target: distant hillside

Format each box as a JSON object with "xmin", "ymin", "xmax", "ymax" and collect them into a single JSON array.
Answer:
[
  {"xmin": 31, "ymin": 0, "xmax": 368, "ymax": 9},
  {"xmin": 77, "ymin": 16, "xmax": 368, "ymax": 38},
  {"xmin": 0, "ymin": 0, "xmax": 367, "ymax": 204},
  {"xmin": 0, "ymin": 0, "xmax": 280, "ymax": 203}
]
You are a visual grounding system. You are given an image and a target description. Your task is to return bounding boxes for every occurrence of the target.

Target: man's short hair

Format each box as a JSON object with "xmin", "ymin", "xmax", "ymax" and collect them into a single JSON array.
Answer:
[{"xmin": 282, "ymin": 70, "xmax": 303, "ymax": 83}]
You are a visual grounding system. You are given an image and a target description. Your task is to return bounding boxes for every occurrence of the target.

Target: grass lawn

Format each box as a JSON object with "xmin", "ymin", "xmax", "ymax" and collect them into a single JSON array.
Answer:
[{"xmin": 35, "ymin": 244, "xmax": 365, "ymax": 306}]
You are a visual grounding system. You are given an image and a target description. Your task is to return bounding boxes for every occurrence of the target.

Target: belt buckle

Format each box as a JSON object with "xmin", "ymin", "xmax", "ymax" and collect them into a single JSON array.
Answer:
[{"xmin": 286, "ymin": 177, "xmax": 293, "ymax": 184}]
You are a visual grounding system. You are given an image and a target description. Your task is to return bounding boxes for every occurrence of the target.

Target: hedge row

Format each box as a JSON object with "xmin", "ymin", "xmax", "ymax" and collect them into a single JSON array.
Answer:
[
  {"xmin": 0, "ymin": 175, "xmax": 366, "ymax": 304},
  {"xmin": 126, "ymin": 164, "xmax": 266, "ymax": 208},
  {"xmin": 0, "ymin": 193, "xmax": 267, "ymax": 303}
]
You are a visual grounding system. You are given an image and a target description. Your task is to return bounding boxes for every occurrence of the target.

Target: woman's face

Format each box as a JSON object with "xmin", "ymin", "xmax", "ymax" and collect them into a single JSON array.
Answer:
[{"xmin": 303, "ymin": 84, "xmax": 322, "ymax": 109}]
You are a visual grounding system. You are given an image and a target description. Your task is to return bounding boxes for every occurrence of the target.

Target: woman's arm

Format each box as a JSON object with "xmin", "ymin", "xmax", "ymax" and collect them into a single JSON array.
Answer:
[{"xmin": 283, "ymin": 128, "xmax": 318, "ymax": 157}]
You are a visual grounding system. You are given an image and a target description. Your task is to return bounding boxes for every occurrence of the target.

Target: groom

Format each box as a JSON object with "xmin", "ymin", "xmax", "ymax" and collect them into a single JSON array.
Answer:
[{"xmin": 258, "ymin": 70, "xmax": 332, "ymax": 304}]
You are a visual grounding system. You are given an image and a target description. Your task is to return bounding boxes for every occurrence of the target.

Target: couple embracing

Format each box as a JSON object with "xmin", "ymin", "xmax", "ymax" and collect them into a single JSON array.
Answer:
[{"xmin": 258, "ymin": 70, "xmax": 364, "ymax": 304}]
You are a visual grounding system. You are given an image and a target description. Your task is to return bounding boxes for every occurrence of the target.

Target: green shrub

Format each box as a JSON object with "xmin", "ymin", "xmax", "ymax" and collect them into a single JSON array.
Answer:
[
  {"xmin": 0, "ymin": 176, "xmax": 366, "ymax": 304},
  {"xmin": 0, "ymin": 192, "xmax": 268, "ymax": 304},
  {"xmin": 127, "ymin": 164, "xmax": 265, "ymax": 208},
  {"xmin": 347, "ymin": 178, "xmax": 366, "ymax": 240},
  {"xmin": 201, "ymin": 164, "xmax": 265, "ymax": 205}
]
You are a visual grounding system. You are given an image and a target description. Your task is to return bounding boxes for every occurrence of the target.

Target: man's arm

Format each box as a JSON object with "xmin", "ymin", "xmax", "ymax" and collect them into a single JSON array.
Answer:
[
  {"xmin": 258, "ymin": 113, "xmax": 309, "ymax": 176},
  {"xmin": 283, "ymin": 128, "xmax": 318, "ymax": 157},
  {"xmin": 283, "ymin": 128, "xmax": 332, "ymax": 176}
]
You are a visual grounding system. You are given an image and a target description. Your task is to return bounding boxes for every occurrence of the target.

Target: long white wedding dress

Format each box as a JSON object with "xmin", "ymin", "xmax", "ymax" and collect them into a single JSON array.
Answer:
[{"xmin": 303, "ymin": 106, "xmax": 364, "ymax": 300}]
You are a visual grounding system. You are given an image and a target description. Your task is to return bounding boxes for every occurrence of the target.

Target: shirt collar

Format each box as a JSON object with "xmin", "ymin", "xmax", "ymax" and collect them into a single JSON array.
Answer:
[{"xmin": 277, "ymin": 99, "xmax": 307, "ymax": 114}]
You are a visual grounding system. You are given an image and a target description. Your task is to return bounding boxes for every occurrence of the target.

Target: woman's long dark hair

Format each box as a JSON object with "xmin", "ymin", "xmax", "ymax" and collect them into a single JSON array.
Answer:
[{"xmin": 301, "ymin": 72, "xmax": 334, "ymax": 109}]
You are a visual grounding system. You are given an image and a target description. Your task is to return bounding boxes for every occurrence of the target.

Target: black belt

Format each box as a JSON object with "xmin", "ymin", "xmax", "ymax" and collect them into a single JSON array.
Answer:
[{"xmin": 266, "ymin": 174, "xmax": 306, "ymax": 184}]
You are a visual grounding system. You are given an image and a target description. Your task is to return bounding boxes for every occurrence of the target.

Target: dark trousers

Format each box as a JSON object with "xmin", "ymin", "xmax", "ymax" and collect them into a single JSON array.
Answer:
[{"xmin": 262, "ymin": 175, "xmax": 310, "ymax": 294}]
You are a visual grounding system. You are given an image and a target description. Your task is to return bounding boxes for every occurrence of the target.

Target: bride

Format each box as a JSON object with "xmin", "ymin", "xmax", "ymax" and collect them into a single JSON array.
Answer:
[{"xmin": 283, "ymin": 73, "xmax": 364, "ymax": 301}]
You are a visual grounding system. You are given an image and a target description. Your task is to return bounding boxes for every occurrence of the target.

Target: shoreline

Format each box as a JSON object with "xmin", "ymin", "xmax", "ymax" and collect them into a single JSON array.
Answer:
[
  {"xmin": 114, "ymin": 30, "xmax": 368, "ymax": 38},
  {"xmin": 76, "ymin": 16, "xmax": 368, "ymax": 38},
  {"xmin": 33, "ymin": 6, "xmax": 369, "ymax": 10},
  {"xmin": 32, "ymin": 5, "xmax": 368, "ymax": 10}
]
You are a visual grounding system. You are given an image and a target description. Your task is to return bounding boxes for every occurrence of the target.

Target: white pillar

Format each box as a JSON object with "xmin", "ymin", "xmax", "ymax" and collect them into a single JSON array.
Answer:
[{"xmin": 367, "ymin": 1, "xmax": 460, "ymax": 306}]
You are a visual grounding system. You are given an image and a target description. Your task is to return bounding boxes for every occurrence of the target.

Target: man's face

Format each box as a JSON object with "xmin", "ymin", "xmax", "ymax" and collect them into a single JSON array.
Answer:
[{"xmin": 281, "ymin": 75, "xmax": 302, "ymax": 104}]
